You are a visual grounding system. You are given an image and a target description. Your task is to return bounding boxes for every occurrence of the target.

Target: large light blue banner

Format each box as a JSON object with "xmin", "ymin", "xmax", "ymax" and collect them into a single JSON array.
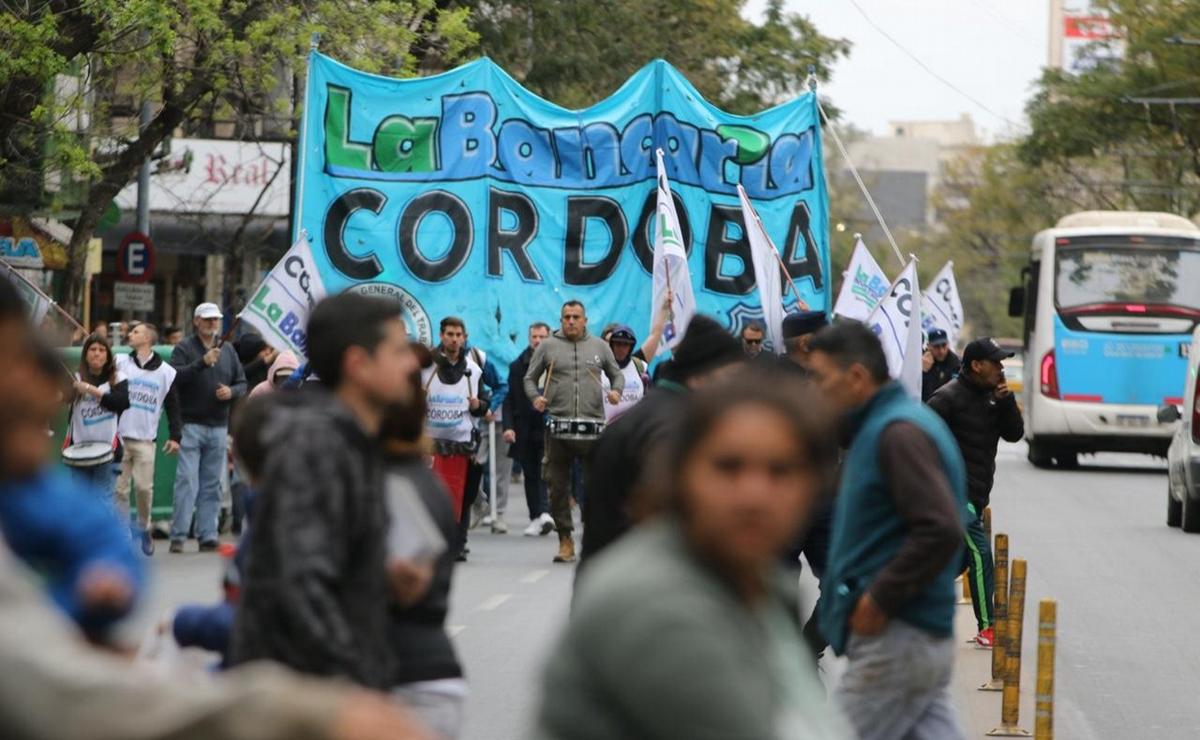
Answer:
[{"xmin": 296, "ymin": 52, "xmax": 830, "ymax": 364}]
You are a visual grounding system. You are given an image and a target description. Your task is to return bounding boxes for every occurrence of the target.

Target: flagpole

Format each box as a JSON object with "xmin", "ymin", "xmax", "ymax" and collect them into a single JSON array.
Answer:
[
  {"xmin": 1, "ymin": 258, "xmax": 86, "ymax": 334},
  {"xmin": 291, "ymin": 35, "xmax": 319, "ymax": 242}
]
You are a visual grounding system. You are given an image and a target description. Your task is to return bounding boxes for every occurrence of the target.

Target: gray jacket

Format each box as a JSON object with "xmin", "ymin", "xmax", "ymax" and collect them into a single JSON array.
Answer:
[
  {"xmin": 523, "ymin": 330, "xmax": 623, "ymax": 422},
  {"xmin": 537, "ymin": 520, "xmax": 850, "ymax": 740}
]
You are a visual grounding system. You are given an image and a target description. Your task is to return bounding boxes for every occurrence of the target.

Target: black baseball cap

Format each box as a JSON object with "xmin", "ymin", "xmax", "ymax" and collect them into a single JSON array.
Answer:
[
  {"xmin": 781, "ymin": 310, "xmax": 828, "ymax": 340},
  {"xmin": 962, "ymin": 337, "xmax": 1014, "ymax": 365},
  {"xmin": 927, "ymin": 328, "xmax": 949, "ymax": 346}
]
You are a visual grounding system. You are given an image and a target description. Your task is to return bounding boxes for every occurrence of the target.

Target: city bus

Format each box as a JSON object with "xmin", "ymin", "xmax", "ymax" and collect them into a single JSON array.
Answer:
[{"xmin": 1009, "ymin": 211, "xmax": 1200, "ymax": 468}]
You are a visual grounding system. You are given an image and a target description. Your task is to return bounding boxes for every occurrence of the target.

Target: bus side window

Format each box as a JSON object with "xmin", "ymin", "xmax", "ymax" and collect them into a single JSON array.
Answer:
[{"xmin": 1022, "ymin": 261, "xmax": 1039, "ymax": 346}]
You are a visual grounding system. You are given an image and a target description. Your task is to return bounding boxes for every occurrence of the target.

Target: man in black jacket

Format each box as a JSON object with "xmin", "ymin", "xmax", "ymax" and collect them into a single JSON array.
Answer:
[
  {"xmin": 921, "ymin": 328, "xmax": 960, "ymax": 401},
  {"xmin": 503, "ymin": 322, "xmax": 554, "ymax": 537},
  {"xmin": 928, "ymin": 337, "xmax": 1024, "ymax": 648},
  {"xmin": 230, "ymin": 293, "xmax": 418, "ymax": 689},
  {"xmin": 578, "ymin": 315, "xmax": 744, "ymax": 580},
  {"xmin": 167, "ymin": 303, "xmax": 247, "ymax": 553}
]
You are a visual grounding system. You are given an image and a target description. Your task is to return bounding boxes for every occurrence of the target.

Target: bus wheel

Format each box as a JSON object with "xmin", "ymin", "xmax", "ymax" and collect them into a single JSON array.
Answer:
[
  {"xmin": 1182, "ymin": 491, "xmax": 1200, "ymax": 533},
  {"xmin": 1168, "ymin": 487, "xmax": 1182, "ymax": 528},
  {"xmin": 1055, "ymin": 452, "xmax": 1079, "ymax": 470},
  {"xmin": 1027, "ymin": 441, "xmax": 1054, "ymax": 468}
]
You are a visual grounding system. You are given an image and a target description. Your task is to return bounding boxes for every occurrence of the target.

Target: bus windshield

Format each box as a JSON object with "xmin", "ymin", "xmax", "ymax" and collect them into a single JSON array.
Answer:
[{"xmin": 1055, "ymin": 245, "xmax": 1200, "ymax": 312}]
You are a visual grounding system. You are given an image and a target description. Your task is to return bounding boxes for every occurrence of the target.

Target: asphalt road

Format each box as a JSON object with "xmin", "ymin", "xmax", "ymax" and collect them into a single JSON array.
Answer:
[
  {"xmin": 138, "ymin": 443, "xmax": 1200, "ymax": 739},
  {"xmin": 970, "ymin": 442, "xmax": 1200, "ymax": 740}
]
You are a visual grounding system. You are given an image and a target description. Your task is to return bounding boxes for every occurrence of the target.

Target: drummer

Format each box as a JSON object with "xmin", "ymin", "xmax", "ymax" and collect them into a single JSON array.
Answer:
[
  {"xmin": 66, "ymin": 334, "xmax": 130, "ymax": 507},
  {"xmin": 523, "ymin": 300, "xmax": 623, "ymax": 564}
]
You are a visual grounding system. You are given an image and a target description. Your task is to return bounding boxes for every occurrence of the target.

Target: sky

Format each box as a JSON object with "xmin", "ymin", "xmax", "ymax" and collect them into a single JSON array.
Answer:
[{"xmin": 746, "ymin": 0, "xmax": 1052, "ymax": 141}]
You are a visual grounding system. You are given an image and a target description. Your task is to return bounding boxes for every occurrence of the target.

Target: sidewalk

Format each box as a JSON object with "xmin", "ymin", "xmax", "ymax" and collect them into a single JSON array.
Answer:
[{"xmin": 951, "ymin": 582, "xmax": 1038, "ymax": 738}]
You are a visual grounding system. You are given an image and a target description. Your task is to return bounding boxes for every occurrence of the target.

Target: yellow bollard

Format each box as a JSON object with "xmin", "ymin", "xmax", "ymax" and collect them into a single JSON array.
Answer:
[
  {"xmin": 1035, "ymin": 600, "xmax": 1057, "ymax": 740},
  {"xmin": 988, "ymin": 558, "xmax": 1031, "ymax": 737},
  {"xmin": 980, "ymin": 533, "xmax": 1009, "ymax": 691},
  {"xmin": 984, "ymin": 507, "xmax": 993, "ymax": 547}
]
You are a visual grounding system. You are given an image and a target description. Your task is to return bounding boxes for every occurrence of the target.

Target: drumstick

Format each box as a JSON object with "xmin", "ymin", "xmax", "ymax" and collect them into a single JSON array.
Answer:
[{"xmin": 543, "ymin": 362, "xmax": 555, "ymax": 392}]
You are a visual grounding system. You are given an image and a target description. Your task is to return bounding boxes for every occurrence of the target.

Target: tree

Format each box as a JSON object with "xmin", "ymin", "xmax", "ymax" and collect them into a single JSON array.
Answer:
[
  {"xmin": 1021, "ymin": 0, "xmax": 1200, "ymax": 216},
  {"xmin": 0, "ymin": 0, "xmax": 477, "ymax": 314},
  {"xmin": 463, "ymin": 0, "xmax": 849, "ymax": 114},
  {"xmin": 905, "ymin": 144, "xmax": 1134, "ymax": 337}
]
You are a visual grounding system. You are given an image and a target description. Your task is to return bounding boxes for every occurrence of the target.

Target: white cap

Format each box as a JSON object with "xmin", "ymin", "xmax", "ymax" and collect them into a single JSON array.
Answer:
[{"xmin": 194, "ymin": 302, "xmax": 223, "ymax": 320}]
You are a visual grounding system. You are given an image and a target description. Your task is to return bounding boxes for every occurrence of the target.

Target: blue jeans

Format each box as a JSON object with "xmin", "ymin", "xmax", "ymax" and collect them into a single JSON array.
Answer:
[
  {"xmin": 171, "ymin": 424, "xmax": 227, "ymax": 543},
  {"xmin": 72, "ymin": 461, "xmax": 120, "ymax": 511}
]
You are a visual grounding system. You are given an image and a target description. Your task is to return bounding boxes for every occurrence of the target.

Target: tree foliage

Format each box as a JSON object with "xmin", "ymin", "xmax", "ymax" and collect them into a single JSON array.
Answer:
[
  {"xmin": 464, "ymin": 0, "xmax": 849, "ymax": 113},
  {"xmin": 1021, "ymin": 0, "xmax": 1200, "ymax": 215},
  {"xmin": 905, "ymin": 143, "xmax": 1143, "ymax": 338},
  {"xmin": 0, "ymin": 0, "xmax": 477, "ymax": 312}
]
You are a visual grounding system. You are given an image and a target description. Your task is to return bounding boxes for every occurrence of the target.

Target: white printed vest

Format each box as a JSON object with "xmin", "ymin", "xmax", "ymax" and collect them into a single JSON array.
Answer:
[
  {"xmin": 602, "ymin": 361, "xmax": 646, "ymax": 422},
  {"xmin": 116, "ymin": 354, "xmax": 176, "ymax": 441},
  {"xmin": 423, "ymin": 357, "xmax": 484, "ymax": 443},
  {"xmin": 69, "ymin": 372, "xmax": 123, "ymax": 447}
]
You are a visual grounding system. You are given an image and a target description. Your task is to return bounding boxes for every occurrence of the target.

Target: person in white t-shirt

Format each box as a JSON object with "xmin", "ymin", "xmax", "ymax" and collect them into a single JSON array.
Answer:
[
  {"xmin": 67, "ymin": 335, "xmax": 130, "ymax": 507},
  {"xmin": 115, "ymin": 322, "xmax": 182, "ymax": 555}
]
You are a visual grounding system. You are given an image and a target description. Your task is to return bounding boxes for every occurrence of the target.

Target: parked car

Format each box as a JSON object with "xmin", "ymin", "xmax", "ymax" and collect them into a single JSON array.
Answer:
[{"xmin": 1162, "ymin": 326, "xmax": 1200, "ymax": 532}]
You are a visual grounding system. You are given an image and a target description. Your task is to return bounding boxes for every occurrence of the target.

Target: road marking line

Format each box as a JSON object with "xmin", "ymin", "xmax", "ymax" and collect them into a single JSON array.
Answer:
[
  {"xmin": 447, "ymin": 625, "xmax": 466, "ymax": 636},
  {"xmin": 521, "ymin": 569, "xmax": 550, "ymax": 584},
  {"xmin": 477, "ymin": 593, "xmax": 512, "ymax": 611}
]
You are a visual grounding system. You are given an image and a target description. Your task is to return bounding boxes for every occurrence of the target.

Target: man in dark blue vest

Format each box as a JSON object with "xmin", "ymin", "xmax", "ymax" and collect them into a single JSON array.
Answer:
[{"xmin": 808, "ymin": 322, "xmax": 968, "ymax": 740}]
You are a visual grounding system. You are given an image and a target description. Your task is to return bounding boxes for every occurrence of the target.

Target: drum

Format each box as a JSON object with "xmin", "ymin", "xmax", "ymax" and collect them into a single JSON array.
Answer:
[
  {"xmin": 546, "ymin": 417, "xmax": 605, "ymax": 440},
  {"xmin": 62, "ymin": 441, "xmax": 114, "ymax": 468}
]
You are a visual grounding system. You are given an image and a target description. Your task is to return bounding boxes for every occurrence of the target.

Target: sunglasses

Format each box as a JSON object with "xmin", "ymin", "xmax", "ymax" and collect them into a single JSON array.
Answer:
[{"xmin": 744, "ymin": 338, "xmax": 763, "ymax": 346}]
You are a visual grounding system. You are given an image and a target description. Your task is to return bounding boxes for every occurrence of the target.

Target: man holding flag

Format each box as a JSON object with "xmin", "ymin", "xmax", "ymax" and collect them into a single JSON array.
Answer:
[{"xmin": 168, "ymin": 303, "xmax": 246, "ymax": 554}]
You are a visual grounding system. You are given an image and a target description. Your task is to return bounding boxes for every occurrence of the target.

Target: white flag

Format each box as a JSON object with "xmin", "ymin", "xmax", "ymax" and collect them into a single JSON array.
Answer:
[
  {"xmin": 833, "ymin": 237, "xmax": 890, "ymax": 322},
  {"xmin": 737, "ymin": 185, "xmax": 785, "ymax": 354},
  {"xmin": 651, "ymin": 149, "xmax": 697, "ymax": 354},
  {"xmin": 866, "ymin": 258, "xmax": 924, "ymax": 398},
  {"xmin": 921, "ymin": 261, "xmax": 965, "ymax": 348},
  {"xmin": 239, "ymin": 232, "xmax": 327, "ymax": 360},
  {"xmin": 1, "ymin": 267, "xmax": 52, "ymax": 326}
]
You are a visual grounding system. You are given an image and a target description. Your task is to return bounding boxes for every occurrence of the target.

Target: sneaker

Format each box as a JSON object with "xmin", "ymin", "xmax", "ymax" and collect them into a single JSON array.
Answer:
[
  {"xmin": 168, "ymin": 540, "xmax": 184, "ymax": 554},
  {"xmin": 455, "ymin": 550, "xmax": 468, "ymax": 563},
  {"xmin": 538, "ymin": 512, "xmax": 555, "ymax": 536},
  {"xmin": 491, "ymin": 518, "xmax": 508, "ymax": 534},
  {"xmin": 975, "ymin": 627, "xmax": 995, "ymax": 648},
  {"xmin": 523, "ymin": 519, "xmax": 543, "ymax": 537},
  {"xmin": 198, "ymin": 540, "xmax": 220, "ymax": 553},
  {"xmin": 140, "ymin": 529, "xmax": 155, "ymax": 556},
  {"xmin": 480, "ymin": 515, "xmax": 495, "ymax": 528}
]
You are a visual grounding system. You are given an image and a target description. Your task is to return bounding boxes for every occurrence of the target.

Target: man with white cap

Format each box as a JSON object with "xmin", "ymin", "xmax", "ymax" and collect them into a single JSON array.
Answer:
[{"xmin": 167, "ymin": 303, "xmax": 247, "ymax": 553}]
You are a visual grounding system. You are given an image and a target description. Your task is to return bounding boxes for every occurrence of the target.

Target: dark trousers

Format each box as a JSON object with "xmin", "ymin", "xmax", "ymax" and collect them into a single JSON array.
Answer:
[
  {"xmin": 962, "ymin": 508, "xmax": 994, "ymax": 631},
  {"xmin": 544, "ymin": 434, "xmax": 597, "ymax": 537},
  {"xmin": 517, "ymin": 442, "xmax": 548, "ymax": 521},
  {"xmin": 797, "ymin": 509, "xmax": 833, "ymax": 658},
  {"xmin": 456, "ymin": 462, "xmax": 484, "ymax": 554}
]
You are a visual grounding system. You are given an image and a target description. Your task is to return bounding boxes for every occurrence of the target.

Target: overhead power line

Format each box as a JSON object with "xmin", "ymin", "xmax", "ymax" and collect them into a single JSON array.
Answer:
[{"xmin": 845, "ymin": 0, "xmax": 1023, "ymax": 130}]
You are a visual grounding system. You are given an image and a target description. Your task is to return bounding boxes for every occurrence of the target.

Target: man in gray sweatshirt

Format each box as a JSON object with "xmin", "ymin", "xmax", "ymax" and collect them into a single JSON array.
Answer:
[{"xmin": 524, "ymin": 300, "xmax": 623, "ymax": 564}]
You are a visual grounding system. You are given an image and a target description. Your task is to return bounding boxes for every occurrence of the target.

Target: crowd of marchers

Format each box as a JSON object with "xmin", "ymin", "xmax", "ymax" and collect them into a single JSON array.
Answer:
[{"xmin": 0, "ymin": 271, "xmax": 1024, "ymax": 740}]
